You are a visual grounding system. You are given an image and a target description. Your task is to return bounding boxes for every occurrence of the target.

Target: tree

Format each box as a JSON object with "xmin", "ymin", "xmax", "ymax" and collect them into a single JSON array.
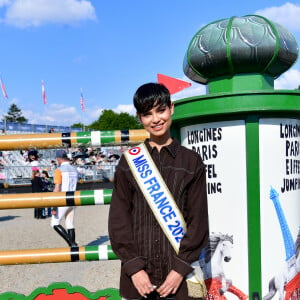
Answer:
[
  {"xmin": 89, "ymin": 109, "xmax": 143, "ymax": 131},
  {"xmin": 71, "ymin": 122, "xmax": 85, "ymax": 129},
  {"xmin": 3, "ymin": 103, "xmax": 28, "ymax": 123}
]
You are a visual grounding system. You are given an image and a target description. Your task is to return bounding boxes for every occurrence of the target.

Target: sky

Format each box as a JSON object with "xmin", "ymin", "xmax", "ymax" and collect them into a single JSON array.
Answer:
[{"xmin": 0, "ymin": 0, "xmax": 300, "ymax": 126}]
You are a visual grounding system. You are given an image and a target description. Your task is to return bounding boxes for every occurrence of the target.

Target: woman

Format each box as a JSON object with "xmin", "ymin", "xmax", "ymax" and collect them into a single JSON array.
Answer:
[
  {"xmin": 41, "ymin": 170, "xmax": 54, "ymax": 217},
  {"xmin": 28, "ymin": 150, "xmax": 39, "ymax": 168},
  {"xmin": 41, "ymin": 170, "xmax": 54, "ymax": 192},
  {"xmin": 108, "ymin": 83, "xmax": 208, "ymax": 300},
  {"xmin": 31, "ymin": 168, "xmax": 44, "ymax": 219}
]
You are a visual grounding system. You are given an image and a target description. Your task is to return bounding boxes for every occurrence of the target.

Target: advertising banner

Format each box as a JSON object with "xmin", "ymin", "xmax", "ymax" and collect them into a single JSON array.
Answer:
[
  {"xmin": 181, "ymin": 120, "xmax": 248, "ymax": 300},
  {"xmin": 260, "ymin": 118, "xmax": 300, "ymax": 300}
]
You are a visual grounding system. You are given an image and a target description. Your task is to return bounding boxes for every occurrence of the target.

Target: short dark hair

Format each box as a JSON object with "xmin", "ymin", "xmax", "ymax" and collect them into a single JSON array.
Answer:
[
  {"xmin": 133, "ymin": 83, "xmax": 171, "ymax": 114},
  {"xmin": 28, "ymin": 150, "xmax": 39, "ymax": 160},
  {"xmin": 42, "ymin": 170, "xmax": 49, "ymax": 177}
]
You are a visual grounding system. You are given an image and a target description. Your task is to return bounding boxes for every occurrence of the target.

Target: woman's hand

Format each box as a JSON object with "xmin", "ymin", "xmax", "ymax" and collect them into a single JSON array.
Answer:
[
  {"xmin": 157, "ymin": 270, "xmax": 183, "ymax": 297},
  {"xmin": 131, "ymin": 270, "xmax": 156, "ymax": 297}
]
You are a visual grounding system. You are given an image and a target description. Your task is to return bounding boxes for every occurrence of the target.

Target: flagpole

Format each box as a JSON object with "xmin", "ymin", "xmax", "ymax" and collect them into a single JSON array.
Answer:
[
  {"xmin": 0, "ymin": 76, "xmax": 9, "ymax": 99},
  {"xmin": 41, "ymin": 80, "xmax": 47, "ymax": 105},
  {"xmin": 80, "ymin": 88, "xmax": 85, "ymax": 131},
  {"xmin": 0, "ymin": 76, "xmax": 9, "ymax": 131},
  {"xmin": 41, "ymin": 80, "xmax": 48, "ymax": 132}
]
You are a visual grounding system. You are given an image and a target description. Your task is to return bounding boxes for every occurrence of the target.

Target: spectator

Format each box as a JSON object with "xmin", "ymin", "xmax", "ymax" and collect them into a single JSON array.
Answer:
[
  {"xmin": 31, "ymin": 168, "xmax": 45, "ymax": 219},
  {"xmin": 28, "ymin": 150, "xmax": 39, "ymax": 168},
  {"xmin": 50, "ymin": 160, "xmax": 57, "ymax": 170},
  {"xmin": 41, "ymin": 169, "xmax": 54, "ymax": 192},
  {"xmin": 0, "ymin": 160, "xmax": 5, "ymax": 181},
  {"xmin": 41, "ymin": 169, "xmax": 54, "ymax": 217}
]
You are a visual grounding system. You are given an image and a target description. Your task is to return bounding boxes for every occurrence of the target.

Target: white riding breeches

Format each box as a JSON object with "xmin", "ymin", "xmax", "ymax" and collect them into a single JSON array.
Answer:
[{"xmin": 51, "ymin": 206, "xmax": 75, "ymax": 229}]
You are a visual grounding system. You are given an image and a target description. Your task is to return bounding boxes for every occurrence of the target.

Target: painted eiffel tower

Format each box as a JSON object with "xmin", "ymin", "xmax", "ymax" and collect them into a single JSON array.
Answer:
[{"xmin": 269, "ymin": 187, "xmax": 295, "ymax": 261}]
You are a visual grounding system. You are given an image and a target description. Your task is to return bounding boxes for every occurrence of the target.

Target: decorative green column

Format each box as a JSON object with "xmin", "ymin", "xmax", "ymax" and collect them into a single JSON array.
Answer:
[{"xmin": 172, "ymin": 15, "xmax": 300, "ymax": 300}]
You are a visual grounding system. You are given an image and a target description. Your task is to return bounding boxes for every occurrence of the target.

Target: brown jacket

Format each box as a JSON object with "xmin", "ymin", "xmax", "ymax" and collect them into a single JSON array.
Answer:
[{"xmin": 108, "ymin": 139, "xmax": 209, "ymax": 299}]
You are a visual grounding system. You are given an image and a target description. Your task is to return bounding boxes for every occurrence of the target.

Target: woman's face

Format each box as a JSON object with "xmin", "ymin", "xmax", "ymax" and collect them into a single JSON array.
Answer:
[
  {"xmin": 30, "ymin": 155, "xmax": 37, "ymax": 161},
  {"xmin": 138, "ymin": 103, "xmax": 174, "ymax": 139}
]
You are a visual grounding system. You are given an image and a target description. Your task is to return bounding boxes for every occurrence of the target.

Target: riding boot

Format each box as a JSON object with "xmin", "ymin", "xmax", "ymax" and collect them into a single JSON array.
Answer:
[
  {"xmin": 53, "ymin": 225, "xmax": 71, "ymax": 246},
  {"xmin": 68, "ymin": 228, "xmax": 78, "ymax": 247}
]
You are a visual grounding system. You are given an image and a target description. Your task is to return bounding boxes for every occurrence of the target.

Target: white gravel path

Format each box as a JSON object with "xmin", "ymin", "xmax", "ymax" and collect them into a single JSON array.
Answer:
[{"xmin": 0, "ymin": 205, "xmax": 121, "ymax": 297}]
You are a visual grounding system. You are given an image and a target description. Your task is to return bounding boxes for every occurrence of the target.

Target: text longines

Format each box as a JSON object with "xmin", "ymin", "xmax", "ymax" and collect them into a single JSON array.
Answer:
[{"xmin": 187, "ymin": 127, "xmax": 222, "ymax": 195}]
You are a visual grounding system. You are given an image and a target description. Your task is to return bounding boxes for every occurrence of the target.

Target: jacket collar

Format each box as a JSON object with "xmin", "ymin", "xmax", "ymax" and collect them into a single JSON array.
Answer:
[{"xmin": 144, "ymin": 138, "xmax": 179, "ymax": 158}]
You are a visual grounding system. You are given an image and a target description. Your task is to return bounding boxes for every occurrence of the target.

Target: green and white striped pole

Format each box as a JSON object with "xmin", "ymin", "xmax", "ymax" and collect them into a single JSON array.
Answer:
[{"xmin": 0, "ymin": 129, "xmax": 149, "ymax": 150}]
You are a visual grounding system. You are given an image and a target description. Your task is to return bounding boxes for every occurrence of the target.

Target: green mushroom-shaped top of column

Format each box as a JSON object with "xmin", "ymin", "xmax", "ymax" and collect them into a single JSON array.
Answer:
[{"xmin": 183, "ymin": 15, "xmax": 299, "ymax": 93}]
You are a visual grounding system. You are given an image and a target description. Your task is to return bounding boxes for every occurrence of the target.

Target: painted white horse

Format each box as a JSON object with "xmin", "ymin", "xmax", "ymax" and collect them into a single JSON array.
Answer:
[
  {"xmin": 263, "ymin": 227, "xmax": 300, "ymax": 300},
  {"xmin": 199, "ymin": 232, "xmax": 234, "ymax": 295}
]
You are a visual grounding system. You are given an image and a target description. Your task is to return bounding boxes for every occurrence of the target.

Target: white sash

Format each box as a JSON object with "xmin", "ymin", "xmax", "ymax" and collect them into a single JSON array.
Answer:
[{"xmin": 125, "ymin": 143, "xmax": 206, "ymax": 298}]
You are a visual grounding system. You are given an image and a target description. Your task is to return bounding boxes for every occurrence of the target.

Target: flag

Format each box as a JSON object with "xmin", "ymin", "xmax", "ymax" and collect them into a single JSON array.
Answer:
[
  {"xmin": 80, "ymin": 88, "xmax": 85, "ymax": 111},
  {"xmin": 157, "ymin": 73, "xmax": 191, "ymax": 95},
  {"xmin": 41, "ymin": 80, "xmax": 47, "ymax": 104},
  {"xmin": 0, "ymin": 77, "xmax": 8, "ymax": 99}
]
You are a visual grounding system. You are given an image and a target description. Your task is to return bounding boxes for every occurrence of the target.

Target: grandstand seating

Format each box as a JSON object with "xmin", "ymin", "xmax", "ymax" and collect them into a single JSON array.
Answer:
[
  {"xmin": 0, "ymin": 150, "xmax": 55, "ymax": 185},
  {"xmin": 0, "ymin": 148, "xmax": 119, "ymax": 185}
]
